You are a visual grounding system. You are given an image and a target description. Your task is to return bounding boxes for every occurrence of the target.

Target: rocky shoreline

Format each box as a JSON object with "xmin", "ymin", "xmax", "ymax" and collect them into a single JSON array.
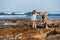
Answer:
[{"xmin": 0, "ymin": 18, "xmax": 60, "ymax": 40}]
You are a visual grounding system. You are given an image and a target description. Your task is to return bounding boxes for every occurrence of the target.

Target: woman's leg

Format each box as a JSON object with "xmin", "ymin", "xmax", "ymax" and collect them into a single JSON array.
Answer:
[
  {"xmin": 46, "ymin": 24, "xmax": 49, "ymax": 29},
  {"xmin": 45, "ymin": 21, "xmax": 49, "ymax": 29}
]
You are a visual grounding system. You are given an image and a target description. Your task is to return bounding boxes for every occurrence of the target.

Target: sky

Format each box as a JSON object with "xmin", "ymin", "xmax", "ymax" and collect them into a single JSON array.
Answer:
[{"xmin": 0, "ymin": 0, "xmax": 60, "ymax": 12}]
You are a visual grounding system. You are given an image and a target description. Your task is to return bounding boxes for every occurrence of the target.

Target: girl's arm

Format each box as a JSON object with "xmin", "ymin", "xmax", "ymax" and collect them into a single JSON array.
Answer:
[
  {"xmin": 30, "ymin": 15, "xmax": 33, "ymax": 21},
  {"xmin": 37, "ymin": 13, "xmax": 40, "ymax": 16}
]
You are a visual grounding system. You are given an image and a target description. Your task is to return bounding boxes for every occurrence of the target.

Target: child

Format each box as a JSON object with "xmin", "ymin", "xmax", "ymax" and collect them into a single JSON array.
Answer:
[
  {"xmin": 31, "ymin": 10, "xmax": 37, "ymax": 29},
  {"xmin": 39, "ymin": 12, "xmax": 50, "ymax": 29}
]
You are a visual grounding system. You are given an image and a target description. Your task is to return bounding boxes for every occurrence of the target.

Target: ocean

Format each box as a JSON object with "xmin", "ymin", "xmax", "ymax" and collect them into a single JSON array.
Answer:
[{"xmin": 0, "ymin": 13, "xmax": 60, "ymax": 19}]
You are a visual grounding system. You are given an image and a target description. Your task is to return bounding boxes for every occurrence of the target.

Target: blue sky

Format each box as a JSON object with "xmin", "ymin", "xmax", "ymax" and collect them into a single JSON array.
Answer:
[{"xmin": 0, "ymin": 0, "xmax": 60, "ymax": 12}]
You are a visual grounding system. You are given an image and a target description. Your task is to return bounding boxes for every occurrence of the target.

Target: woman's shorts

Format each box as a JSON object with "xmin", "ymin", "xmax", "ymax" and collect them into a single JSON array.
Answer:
[{"xmin": 44, "ymin": 19, "xmax": 53, "ymax": 24}]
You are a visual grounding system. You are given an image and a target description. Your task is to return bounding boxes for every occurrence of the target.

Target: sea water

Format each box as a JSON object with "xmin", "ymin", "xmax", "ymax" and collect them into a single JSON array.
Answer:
[{"xmin": 0, "ymin": 13, "xmax": 60, "ymax": 19}]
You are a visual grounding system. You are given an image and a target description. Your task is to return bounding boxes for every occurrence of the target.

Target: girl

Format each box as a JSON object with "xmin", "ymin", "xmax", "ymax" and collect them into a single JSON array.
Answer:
[{"xmin": 31, "ymin": 10, "xmax": 37, "ymax": 29}]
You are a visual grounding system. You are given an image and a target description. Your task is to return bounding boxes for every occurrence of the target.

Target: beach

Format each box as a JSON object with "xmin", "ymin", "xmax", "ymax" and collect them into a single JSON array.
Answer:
[{"xmin": 0, "ymin": 18, "xmax": 60, "ymax": 40}]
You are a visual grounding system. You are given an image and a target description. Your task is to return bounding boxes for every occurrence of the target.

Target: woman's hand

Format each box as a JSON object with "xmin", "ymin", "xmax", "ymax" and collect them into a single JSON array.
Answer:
[{"xmin": 44, "ymin": 15, "xmax": 50, "ymax": 20}]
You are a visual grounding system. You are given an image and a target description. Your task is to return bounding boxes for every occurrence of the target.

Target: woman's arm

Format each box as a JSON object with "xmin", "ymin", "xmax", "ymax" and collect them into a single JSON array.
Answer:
[{"xmin": 44, "ymin": 15, "xmax": 50, "ymax": 20}]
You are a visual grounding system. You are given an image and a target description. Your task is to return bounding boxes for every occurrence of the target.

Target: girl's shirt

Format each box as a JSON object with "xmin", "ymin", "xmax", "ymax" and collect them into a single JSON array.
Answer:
[{"xmin": 31, "ymin": 14, "xmax": 37, "ymax": 21}]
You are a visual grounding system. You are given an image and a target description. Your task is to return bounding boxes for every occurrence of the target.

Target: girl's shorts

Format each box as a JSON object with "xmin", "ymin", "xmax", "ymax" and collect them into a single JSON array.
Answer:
[{"xmin": 32, "ymin": 20, "xmax": 36, "ymax": 22}]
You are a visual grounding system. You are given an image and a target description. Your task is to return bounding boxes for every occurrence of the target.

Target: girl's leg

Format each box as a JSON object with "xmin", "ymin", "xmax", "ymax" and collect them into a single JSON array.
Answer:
[
  {"xmin": 35, "ymin": 22, "xmax": 37, "ymax": 29},
  {"xmin": 32, "ymin": 21, "xmax": 35, "ymax": 28}
]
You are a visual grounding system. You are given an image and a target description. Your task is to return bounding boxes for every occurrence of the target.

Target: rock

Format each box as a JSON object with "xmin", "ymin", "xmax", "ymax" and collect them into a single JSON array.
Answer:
[
  {"xmin": 56, "ymin": 28, "xmax": 60, "ymax": 33},
  {"xmin": 46, "ymin": 34, "xmax": 60, "ymax": 40},
  {"xmin": 0, "ymin": 19, "xmax": 60, "ymax": 40}
]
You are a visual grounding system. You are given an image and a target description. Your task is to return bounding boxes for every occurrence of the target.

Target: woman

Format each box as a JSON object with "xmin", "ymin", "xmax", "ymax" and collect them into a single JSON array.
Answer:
[{"xmin": 39, "ymin": 12, "xmax": 50, "ymax": 29}]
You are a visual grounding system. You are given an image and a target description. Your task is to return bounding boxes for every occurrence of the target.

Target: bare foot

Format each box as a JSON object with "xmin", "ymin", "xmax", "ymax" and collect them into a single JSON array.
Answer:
[
  {"xmin": 46, "ymin": 26, "xmax": 50, "ymax": 29},
  {"xmin": 45, "ymin": 25, "xmax": 50, "ymax": 29}
]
